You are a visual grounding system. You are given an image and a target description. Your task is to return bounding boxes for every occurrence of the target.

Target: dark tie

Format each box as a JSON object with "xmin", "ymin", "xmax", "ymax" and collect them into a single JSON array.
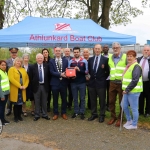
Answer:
[
  {"xmin": 39, "ymin": 65, "xmax": 43, "ymax": 82},
  {"xmin": 93, "ymin": 56, "xmax": 98, "ymax": 74}
]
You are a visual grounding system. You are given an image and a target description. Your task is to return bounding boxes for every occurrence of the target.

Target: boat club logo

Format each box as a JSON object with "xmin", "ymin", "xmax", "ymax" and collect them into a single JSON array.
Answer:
[
  {"xmin": 55, "ymin": 23, "xmax": 72, "ymax": 31},
  {"xmin": 53, "ymin": 23, "xmax": 77, "ymax": 33}
]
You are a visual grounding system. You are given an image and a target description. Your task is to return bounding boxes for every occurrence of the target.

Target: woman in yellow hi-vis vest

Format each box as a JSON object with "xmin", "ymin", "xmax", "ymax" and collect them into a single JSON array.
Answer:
[
  {"xmin": 121, "ymin": 50, "xmax": 143, "ymax": 130},
  {"xmin": 0, "ymin": 60, "xmax": 10, "ymax": 125}
]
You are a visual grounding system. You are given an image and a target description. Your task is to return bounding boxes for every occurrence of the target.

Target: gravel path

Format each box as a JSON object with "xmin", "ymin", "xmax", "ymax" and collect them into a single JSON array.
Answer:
[
  {"xmin": 0, "ymin": 138, "xmax": 53, "ymax": 150},
  {"xmin": 1, "ymin": 113, "xmax": 150, "ymax": 150}
]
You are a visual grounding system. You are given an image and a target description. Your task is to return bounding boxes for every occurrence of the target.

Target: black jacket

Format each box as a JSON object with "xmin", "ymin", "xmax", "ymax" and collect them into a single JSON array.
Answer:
[
  {"xmin": 29, "ymin": 63, "xmax": 50, "ymax": 93},
  {"xmin": 88, "ymin": 55, "xmax": 109, "ymax": 88}
]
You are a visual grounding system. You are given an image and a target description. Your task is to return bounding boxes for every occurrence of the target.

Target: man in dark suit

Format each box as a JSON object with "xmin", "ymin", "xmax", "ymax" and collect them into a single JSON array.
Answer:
[
  {"xmin": 137, "ymin": 46, "xmax": 150, "ymax": 117},
  {"xmin": 63, "ymin": 48, "xmax": 73, "ymax": 110},
  {"xmin": 88, "ymin": 44, "xmax": 109, "ymax": 123},
  {"xmin": 30, "ymin": 53, "xmax": 50, "ymax": 121},
  {"xmin": 50, "ymin": 47, "xmax": 68, "ymax": 120},
  {"xmin": 6, "ymin": 48, "xmax": 19, "ymax": 116}
]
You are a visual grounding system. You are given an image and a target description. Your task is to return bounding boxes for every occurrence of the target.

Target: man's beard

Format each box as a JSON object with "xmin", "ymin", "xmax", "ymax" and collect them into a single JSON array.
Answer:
[{"xmin": 75, "ymin": 55, "xmax": 79, "ymax": 58}]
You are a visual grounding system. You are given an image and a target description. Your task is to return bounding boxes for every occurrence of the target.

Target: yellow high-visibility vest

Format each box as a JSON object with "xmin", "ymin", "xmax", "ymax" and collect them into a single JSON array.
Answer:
[
  {"xmin": 0, "ymin": 70, "xmax": 10, "ymax": 91},
  {"xmin": 122, "ymin": 62, "xmax": 143, "ymax": 93},
  {"xmin": 108, "ymin": 54, "xmax": 126, "ymax": 80}
]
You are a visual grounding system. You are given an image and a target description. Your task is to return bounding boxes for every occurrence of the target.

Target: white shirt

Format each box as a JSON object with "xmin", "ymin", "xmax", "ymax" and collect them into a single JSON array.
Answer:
[
  {"xmin": 139, "ymin": 57, "xmax": 149, "ymax": 81},
  {"xmin": 38, "ymin": 63, "xmax": 44, "ymax": 83},
  {"xmin": 23, "ymin": 65, "xmax": 28, "ymax": 72},
  {"xmin": 93, "ymin": 54, "xmax": 101, "ymax": 72}
]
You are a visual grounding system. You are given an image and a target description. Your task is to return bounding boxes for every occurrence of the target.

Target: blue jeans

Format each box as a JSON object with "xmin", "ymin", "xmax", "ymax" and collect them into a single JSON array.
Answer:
[
  {"xmin": 0, "ymin": 95, "xmax": 8, "ymax": 121},
  {"xmin": 71, "ymin": 83, "xmax": 86, "ymax": 114},
  {"xmin": 121, "ymin": 92, "xmax": 140, "ymax": 126}
]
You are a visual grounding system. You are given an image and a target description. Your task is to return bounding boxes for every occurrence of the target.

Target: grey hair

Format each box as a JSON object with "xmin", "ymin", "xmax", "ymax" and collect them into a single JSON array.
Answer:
[
  {"xmin": 22, "ymin": 53, "xmax": 30, "ymax": 59},
  {"xmin": 83, "ymin": 48, "xmax": 89, "ymax": 52},
  {"xmin": 112, "ymin": 42, "xmax": 121, "ymax": 48},
  {"xmin": 36, "ymin": 53, "xmax": 44, "ymax": 59},
  {"xmin": 143, "ymin": 45, "xmax": 150, "ymax": 49}
]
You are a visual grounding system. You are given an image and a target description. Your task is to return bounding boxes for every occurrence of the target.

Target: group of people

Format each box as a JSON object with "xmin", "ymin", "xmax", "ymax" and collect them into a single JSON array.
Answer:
[{"xmin": 0, "ymin": 42, "xmax": 150, "ymax": 130}]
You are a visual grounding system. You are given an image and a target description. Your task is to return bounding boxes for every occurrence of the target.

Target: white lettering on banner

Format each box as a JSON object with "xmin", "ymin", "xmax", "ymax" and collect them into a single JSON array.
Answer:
[{"xmin": 29, "ymin": 34, "xmax": 102, "ymax": 42}]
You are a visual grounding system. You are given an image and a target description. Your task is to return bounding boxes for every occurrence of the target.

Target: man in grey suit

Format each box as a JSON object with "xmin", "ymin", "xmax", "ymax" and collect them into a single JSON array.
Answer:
[{"xmin": 6, "ymin": 48, "xmax": 19, "ymax": 116}]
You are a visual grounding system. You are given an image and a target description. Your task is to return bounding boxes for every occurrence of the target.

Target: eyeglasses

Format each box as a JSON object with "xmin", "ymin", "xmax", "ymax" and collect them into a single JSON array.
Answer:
[
  {"xmin": 112, "ymin": 47, "xmax": 120, "ymax": 50},
  {"xmin": 11, "ymin": 52, "xmax": 17, "ymax": 54}
]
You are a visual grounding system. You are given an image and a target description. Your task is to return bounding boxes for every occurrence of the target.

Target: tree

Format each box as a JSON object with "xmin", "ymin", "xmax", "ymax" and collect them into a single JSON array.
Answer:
[
  {"xmin": 0, "ymin": 0, "xmax": 146, "ymax": 30},
  {"xmin": 0, "ymin": 0, "xmax": 4, "ymax": 29}
]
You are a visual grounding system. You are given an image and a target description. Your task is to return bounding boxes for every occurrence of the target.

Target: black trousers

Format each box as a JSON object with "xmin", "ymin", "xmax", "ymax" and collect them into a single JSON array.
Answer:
[
  {"xmin": 139, "ymin": 81, "xmax": 150, "ymax": 114},
  {"xmin": 67, "ymin": 83, "xmax": 73, "ymax": 108},
  {"xmin": 88, "ymin": 87, "xmax": 106, "ymax": 116},
  {"xmin": 47, "ymin": 88, "xmax": 51, "ymax": 109},
  {"xmin": 13, "ymin": 105, "xmax": 22, "ymax": 119},
  {"xmin": 52, "ymin": 84, "xmax": 67, "ymax": 115},
  {"xmin": 87, "ymin": 86, "xmax": 91, "ymax": 109},
  {"xmin": 106, "ymin": 80, "xmax": 110, "ymax": 107}
]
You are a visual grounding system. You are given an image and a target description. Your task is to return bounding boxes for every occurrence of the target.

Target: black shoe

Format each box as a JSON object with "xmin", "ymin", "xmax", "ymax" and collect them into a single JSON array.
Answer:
[
  {"xmin": 80, "ymin": 113, "xmax": 85, "ymax": 120},
  {"xmin": 88, "ymin": 115, "xmax": 98, "ymax": 121},
  {"xmin": 2, "ymin": 119, "xmax": 10, "ymax": 125},
  {"xmin": 42, "ymin": 116, "xmax": 50, "ymax": 120},
  {"xmin": 6, "ymin": 111, "xmax": 11, "ymax": 116},
  {"xmin": 14, "ymin": 118, "xmax": 19, "ymax": 123},
  {"xmin": 99, "ymin": 116, "xmax": 105, "ymax": 123},
  {"xmin": 18, "ymin": 117, "xmax": 23, "ymax": 121},
  {"xmin": 71, "ymin": 113, "xmax": 79, "ymax": 118},
  {"xmin": 33, "ymin": 117, "xmax": 40, "ymax": 121}
]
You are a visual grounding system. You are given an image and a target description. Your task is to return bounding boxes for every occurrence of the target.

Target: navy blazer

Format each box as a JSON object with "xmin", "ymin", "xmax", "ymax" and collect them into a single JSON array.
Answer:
[
  {"xmin": 63, "ymin": 56, "xmax": 73, "ymax": 61},
  {"xmin": 88, "ymin": 55, "xmax": 109, "ymax": 88},
  {"xmin": 29, "ymin": 63, "xmax": 50, "ymax": 93},
  {"xmin": 49, "ymin": 58, "xmax": 68, "ymax": 86}
]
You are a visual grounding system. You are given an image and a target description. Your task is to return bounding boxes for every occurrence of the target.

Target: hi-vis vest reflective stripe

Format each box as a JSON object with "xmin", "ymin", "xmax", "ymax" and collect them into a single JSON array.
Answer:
[
  {"xmin": 122, "ymin": 62, "xmax": 143, "ymax": 93},
  {"xmin": 0, "ymin": 70, "xmax": 10, "ymax": 91},
  {"xmin": 108, "ymin": 54, "xmax": 126, "ymax": 80}
]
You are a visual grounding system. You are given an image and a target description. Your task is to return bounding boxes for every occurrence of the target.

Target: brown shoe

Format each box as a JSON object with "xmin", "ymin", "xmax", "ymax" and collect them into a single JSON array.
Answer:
[
  {"xmin": 62, "ymin": 114, "xmax": 68, "ymax": 120},
  {"xmin": 107, "ymin": 118, "xmax": 116, "ymax": 125},
  {"xmin": 115, "ymin": 119, "xmax": 121, "ymax": 127},
  {"xmin": 52, "ymin": 115, "xmax": 58, "ymax": 120}
]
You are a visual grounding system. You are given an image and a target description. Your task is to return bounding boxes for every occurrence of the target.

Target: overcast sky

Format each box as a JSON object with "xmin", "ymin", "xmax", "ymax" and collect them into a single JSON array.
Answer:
[{"xmin": 110, "ymin": 1, "xmax": 150, "ymax": 45}]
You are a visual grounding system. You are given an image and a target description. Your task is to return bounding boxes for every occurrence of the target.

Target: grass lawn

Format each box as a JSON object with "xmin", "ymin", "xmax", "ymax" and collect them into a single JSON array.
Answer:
[{"xmin": 25, "ymin": 92, "xmax": 150, "ymax": 129}]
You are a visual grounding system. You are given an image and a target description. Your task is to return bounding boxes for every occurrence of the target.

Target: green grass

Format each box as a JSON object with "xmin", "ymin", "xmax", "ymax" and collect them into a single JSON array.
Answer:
[
  {"xmin": 2, "ymin": 46, "xmax": 147, "ymax": 128},
  {"xmin": 25, "ymin": 91, "xmax": 150, "ymax": 129}
]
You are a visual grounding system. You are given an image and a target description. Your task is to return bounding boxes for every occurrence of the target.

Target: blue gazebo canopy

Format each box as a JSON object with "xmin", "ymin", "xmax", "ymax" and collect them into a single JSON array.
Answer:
[{"xmin": 0, "ymin": 16, "xmax": 136, "ymax": 48}]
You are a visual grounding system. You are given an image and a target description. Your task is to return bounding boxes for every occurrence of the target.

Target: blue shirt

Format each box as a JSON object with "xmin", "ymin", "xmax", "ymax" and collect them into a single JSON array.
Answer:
[{"xmin": 113, "ymin": 54, "xmax": 121, "ymax": 65}]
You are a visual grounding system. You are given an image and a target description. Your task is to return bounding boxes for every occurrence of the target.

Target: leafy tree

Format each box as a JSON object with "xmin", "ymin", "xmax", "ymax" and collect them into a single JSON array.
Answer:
[{"xmin": 0, "ymin": 0, "xmax": 147, "ymax": 30}]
